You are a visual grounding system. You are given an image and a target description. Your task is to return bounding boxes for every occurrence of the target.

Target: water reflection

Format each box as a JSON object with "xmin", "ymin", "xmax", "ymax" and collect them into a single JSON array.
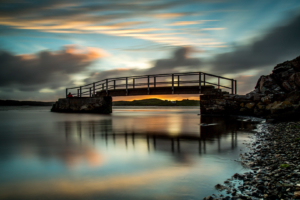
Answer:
[
  {"xmin": 0, "ymin": 107, "xmax": 258, "ymax": 200},
  {"xmin": 61, "ymin": 116, "xmax": 255, "ymax": 157}
]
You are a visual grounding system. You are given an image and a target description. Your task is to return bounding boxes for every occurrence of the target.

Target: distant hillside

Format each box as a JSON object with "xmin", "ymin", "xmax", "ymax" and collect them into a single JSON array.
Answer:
[
  {"xmin": 0, "ymin": 100, "xmax": 54, "ymax": 106},
  {"xmin": 113, "ymin": 98, "xmax": 200, "ymax": 106}
]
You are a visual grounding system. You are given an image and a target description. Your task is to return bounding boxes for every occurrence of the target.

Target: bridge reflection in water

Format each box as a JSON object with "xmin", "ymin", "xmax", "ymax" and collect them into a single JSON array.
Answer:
[{"xmin": 63, "ymin": 117, "xmax": 256, "ymax": 156}]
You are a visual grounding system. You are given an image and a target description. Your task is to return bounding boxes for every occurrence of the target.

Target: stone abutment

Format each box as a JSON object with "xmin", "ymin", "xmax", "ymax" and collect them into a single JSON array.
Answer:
[{"xmin": 51, "ymin": 96, "xmax": 112, "ymax": 114}]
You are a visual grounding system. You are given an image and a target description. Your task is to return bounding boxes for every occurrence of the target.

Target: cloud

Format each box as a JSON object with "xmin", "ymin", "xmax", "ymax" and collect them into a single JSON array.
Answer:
[
  {"xmin": 167, "ymin": 20, "xmax": 219, "ymax": 27},
  {"xmin": 0, "ymin": 46, "xmax": 202, "ymax": 100},
  {"xmin": 209, "ymin": 13, "xmax": 300, "ymax": 76},
  {"xmin": 168, "ymin": 21, "xmax": 203, "ymax": 26},
  {"xmin": 153, "ymin": 13, "xmax": 187, "ymax": 19},
  {"xmin": 0, "ymin": 45, "xmax": 107, "ymax": 93},
  {"xmin": 150, "ymin": 46, "xmax": 201, "ymax": 73},
  {"xmin": 85, "ymin": 10, "xmax": 300, "ymax": 95},
  {"xmin": 0, "ymin": 1, "xmax": 189, "ymax": 19},
  {"xmin": 0, "ymin": 1, "xmax": 225, "ymax": 47},
  {"xmin": 201, "ymin": 28, "xmax": 225, "ymax": 31},
  {"xmin": 86, "ymin": 46, "xmax": 201, "ymax": 83}
]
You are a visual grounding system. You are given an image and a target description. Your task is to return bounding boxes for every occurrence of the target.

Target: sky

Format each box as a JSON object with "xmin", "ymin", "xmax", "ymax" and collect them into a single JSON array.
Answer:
[{"xmin": 0, "ymin": 0, "xmax": 300, "ymax": 101}]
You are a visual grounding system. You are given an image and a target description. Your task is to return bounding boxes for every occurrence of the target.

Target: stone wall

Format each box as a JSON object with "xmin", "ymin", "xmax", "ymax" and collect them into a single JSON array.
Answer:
[
  {"xmin": 200, "ymin": 93, "xmax": 299, "ymax": 119},
  {"xmin": 200, "ymin": 55, "xmax": 300, "ymax": 120},
  {"xmin": 51, "ymin": 96, "xmax": 112, "ymax": 114}
]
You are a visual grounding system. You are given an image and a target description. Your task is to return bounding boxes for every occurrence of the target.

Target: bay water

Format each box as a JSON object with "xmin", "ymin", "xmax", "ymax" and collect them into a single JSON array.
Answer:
[{"xmin": 0, "ymin": 106, "xmax": 257, "ymax": 200}]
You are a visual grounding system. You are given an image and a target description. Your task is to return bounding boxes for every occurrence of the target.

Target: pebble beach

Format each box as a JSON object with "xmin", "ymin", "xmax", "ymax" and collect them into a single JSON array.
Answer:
[{"xmin": 204, "ymin": 120, "xmax": 300, "ymax": 200}]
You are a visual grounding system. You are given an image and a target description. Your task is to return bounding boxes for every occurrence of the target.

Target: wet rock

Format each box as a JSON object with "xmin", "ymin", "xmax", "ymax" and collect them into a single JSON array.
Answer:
[
  {"xmin": 266, "ymin": 101, "xmax": 293, "ymax": 114},
  {"xmin": 80, "ymin": 104, "xmax": 88, "ymax": 110},
  {"xmin": 239, "ymin": 107, "xmax": 248, "ymax": 112},
  {"xmin": 285, "ymin": 91, "xmax": 300, "ymax": 104},
  {"xmin": 294, "ymin": 72, "xmax": 300, "ymax": 87},
  {"xmin": 256, "ymin": 102, "xmax": 266, "ymax": 110},
  {"xmin": 215, "ymin": 99, "xmax": 226, "ymax": 105},
  {"xmin": 215, "ymin": 184, "xmax": 226, "ymax": 191},
  {"xmin": 245, "ymin": 102, "xmax": 255, "ymax": 109},
  {"xmin": 261, "ymin": 95, "xmax": 273, "ymax": 104},
  {"xmin": 294, "ymin": 191, "xmax": 300, "ymax": 198},
  {"xmin": 282, "ymin": 81, "xmax": 293, "ymax": 92},
  {"xmin": 234, "ymin": 95, "xmax": 251, "ymax": 101}
]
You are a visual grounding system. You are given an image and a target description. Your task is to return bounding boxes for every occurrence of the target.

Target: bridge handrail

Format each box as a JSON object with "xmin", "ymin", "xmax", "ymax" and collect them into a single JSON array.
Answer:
[{"xmin": 66, "ymin": 71, "xmax": 237, "ymax": 97}]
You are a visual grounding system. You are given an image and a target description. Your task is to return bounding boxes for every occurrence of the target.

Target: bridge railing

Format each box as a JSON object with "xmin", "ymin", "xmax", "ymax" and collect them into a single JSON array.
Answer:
[{"xmin": 66, "ymin": 72, "xmax": 237, "ymax": 97}]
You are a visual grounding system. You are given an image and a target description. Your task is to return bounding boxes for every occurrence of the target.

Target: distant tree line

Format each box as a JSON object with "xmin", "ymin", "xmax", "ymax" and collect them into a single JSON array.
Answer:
[
  {"xmin": 0, "ymin": 100, "xmax": 54, "ymax": 106},
  {"xmin": 112, "ymin": 98, "xmax": 200, "ymax": 106}
]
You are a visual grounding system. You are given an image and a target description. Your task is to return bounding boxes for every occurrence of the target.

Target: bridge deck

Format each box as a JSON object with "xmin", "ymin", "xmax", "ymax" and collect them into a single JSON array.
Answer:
[{"xmin": 96, "ymin": 86, "xmax": 217, "ymax": 97}]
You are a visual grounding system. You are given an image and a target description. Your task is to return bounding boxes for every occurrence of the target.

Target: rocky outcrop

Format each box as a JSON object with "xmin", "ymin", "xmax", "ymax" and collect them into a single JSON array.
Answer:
[
  {"xmin": 51, "ymin": 97, "xmax": 112, "ymax": 114},
  {"xmin": 200, "ymin": 55, "xmax": 300, "ymax": 120},
  {"xmin": 255, "ymin": 56, "xmax": 300, "ymax": 95}
]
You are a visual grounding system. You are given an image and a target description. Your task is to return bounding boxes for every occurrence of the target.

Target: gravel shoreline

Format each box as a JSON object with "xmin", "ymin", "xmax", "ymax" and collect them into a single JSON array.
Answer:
[{"xmin": 204, "ymin": 121, "xmax": 300, "ymax": 200}]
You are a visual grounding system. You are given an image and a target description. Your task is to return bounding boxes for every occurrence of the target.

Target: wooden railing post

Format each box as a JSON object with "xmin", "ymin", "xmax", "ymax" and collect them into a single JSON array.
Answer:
[
  {"xmin": 93, "ymin": 83, "xmax": 95, "ymax": 96},
  {"xmin": 235, "ymin": 80, "xmax": 237, "ymax": 94},
  {"xmin": 147, "ymin": 76, "xmax": 150, "ymax": 94},
  {"xmin": 106, "ymin": 79, "xmax": 108, "ymax": 95},
  {"xmin": 80, "ymin": 86, "xmax": 82, "ymax": 97},
  {"xmin": 218, "ymin": 77, "xmax": 220, "ymax": 89},
  {"xmin": 89, "ymin": 87, "xmax": 92, "ymax": 97},
  {"xmin": 177, "ymin": 75, "xmax": 180, "ymax": 87},
  {"xmin": 66, "ymin": 89, "xmax": 68, "ymax": 98},
  {"xmin": 231, "ymin": 79, "xmax": 234, "ymax": 94},
  {"xmin": 126, "ymin": 77, "xmax": 128, "ymax": 95},
  {"xmin": 154, "ymin": 77, "xmax": 156, "ymax": 87},
  {"xmin": 172, "ymin": 74, "xmax": 174, "ymax": 94},
  {"xmin": 133, "ymin": 79, "xmax": 135, "ymax": 89},
  {"xmin": 203, "ymin": 73, "xmax": 206, "ymax": 86},
  {"xmin": 199, "ymin": 72, "xmax": 201, "ymax": 91},
  {"xmin": 114, "ymin": 80, "xmax": 116, "ymax": 90},
  {"xmin": 77, "ymin": 89, "xmax": 79, "ymax": 97}
]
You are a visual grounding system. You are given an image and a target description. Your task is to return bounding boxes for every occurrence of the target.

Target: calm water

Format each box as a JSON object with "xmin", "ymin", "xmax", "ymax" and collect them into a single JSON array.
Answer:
[{"xmin": 0, "ymin": 106, "xmax": 258, "ymax": 200}]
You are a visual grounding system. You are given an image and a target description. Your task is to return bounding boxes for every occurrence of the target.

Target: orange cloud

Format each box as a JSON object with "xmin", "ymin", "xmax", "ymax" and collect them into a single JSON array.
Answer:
[
  {"xmin": 20, "ymin": 54, "xmax": 36, "ymax": 60},
  {"xmin": 0, "ymin": 13, "xmax": 225, "ymax": 47},
  {"xmin": 154, "ymin": 13, "xmax": 186, "ymax": 19},
  {"xmin": 64, "ymin": 45, "xmax": 109, "ymax": 61},
  {"xmin": 168, "ymin": 21, "xmax": 203, "ymax": 26}
]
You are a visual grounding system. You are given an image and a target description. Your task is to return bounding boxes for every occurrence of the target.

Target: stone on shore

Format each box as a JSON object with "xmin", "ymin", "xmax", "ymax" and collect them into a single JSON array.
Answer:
[{"xmin": 207, "ymin": 121, "xmax": 300, "ymax": 200}]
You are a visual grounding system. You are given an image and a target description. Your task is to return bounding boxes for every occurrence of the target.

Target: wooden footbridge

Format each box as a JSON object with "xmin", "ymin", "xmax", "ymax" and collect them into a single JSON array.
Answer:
[{"xmin": 66, "ymin": 72, "xmax": 237, "ymax": 97}]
